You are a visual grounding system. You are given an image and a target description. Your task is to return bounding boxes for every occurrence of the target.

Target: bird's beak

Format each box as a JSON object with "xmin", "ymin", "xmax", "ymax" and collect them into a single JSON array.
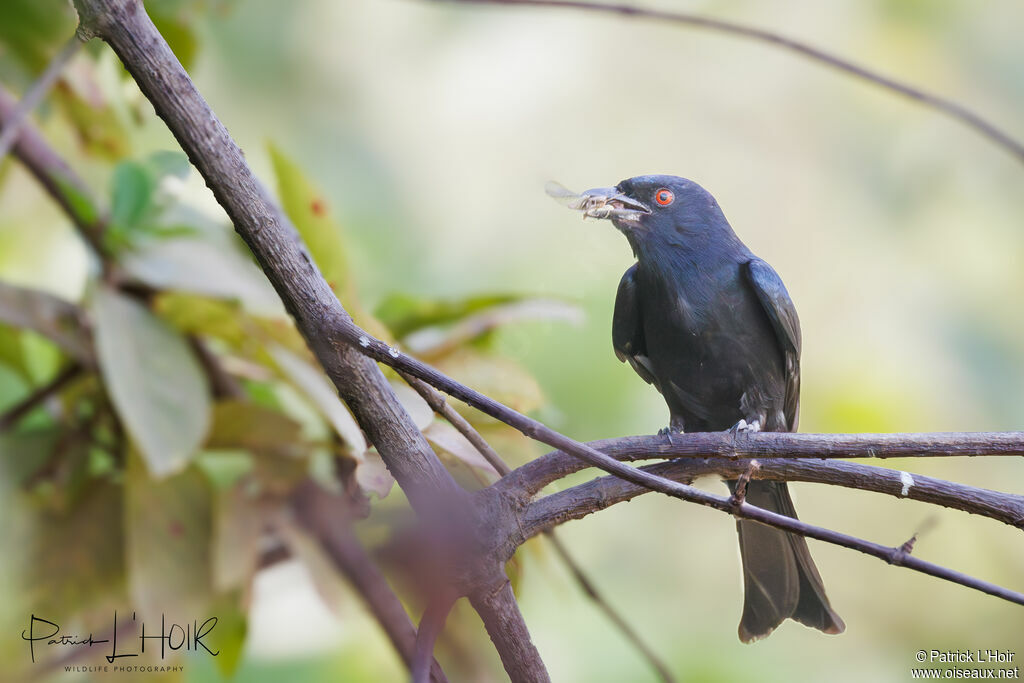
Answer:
[{"xmin": 578, "ymin": 187, "xmax": 650, "ymax": 221}]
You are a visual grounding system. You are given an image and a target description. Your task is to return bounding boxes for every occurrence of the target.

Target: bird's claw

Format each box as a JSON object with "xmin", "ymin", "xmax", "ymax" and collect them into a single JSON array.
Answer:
[
  {"xmin": 729, "ymin": 418, "xmax": 761, "ymax": 437},
  {"xmin": 658, "ymin": 424, "xmax": 683, "ymax": 445}
]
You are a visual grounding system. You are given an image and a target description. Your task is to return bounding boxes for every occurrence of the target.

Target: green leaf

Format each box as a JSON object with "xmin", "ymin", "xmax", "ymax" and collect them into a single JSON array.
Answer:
[
  {"xmin": 0, "ymin": 0, "xmax": 76, "ymax": 73},
  {"xmin": 207, "ymin": 400, "xmax": 304, "ymax": 453},
  {"xmin": 121, "ymin": 237, "xmax": 282, "ymax": 314},
  {"xmin": 423, "ymin": 421, "xmax": 498, "ymax": 475},
  {"xmin": 149, "ymin": 12, "xmax": 199, "ymax": 72},
  {"xmin": 267, "ymin": 145, "xmax": 393, "ymax": 342},
  {"xmin": 52, "ymin": 79, "xmax": 129, "ymax": 161},
  {"xmin": 208, "ymin": 591, "xmax": 248, "ymax": 678},
  {"xmin": 268, "ymin": 345, "xmax": 367, "ymax": 457},
  {"xmin": 375, "ymin": 293, "xmax": 520, "ymax": 339},
  {"xmin": 212, "ymin": 486, "xmax": 262, "ymax": 593},
  {"xmin": 154, "ymin": 292, "xmax": 307, "ymax": 355},
  {"xmin": 0, "ymin": 428, "xmax": 60, "ymax": 487},
  {"xmin": 0, "ymin": 324, "xmax": 28, "ymax": 383},
  {"xmin": 435, "ymin": 349, "xmax": 544, "ymax": 414},
  {"xmin": 92, "ymin": 286, "xmax": 211, "ymax": 477},
  {"xmin": 18, "ymin": 480, "xmax": 125, "ymax": 620},
  {"xmin": 267, "ymin": 144, "xmax": 349, "ymax": 294},
  {"xmin": 0, "ymin": 282, "xmax": 93, "ymax": 365},
  {"xmin": 110, "ymin": 160, "xmax": 155, "ymax": 231},
  {"xmin": 195, "ymin": 449, "xmax": 253, "ymax": 490},
  {"xmin": 125, "ymin": 453, "xmax": 213, "ymax": 619},
  {"xmin": 143, "ymin": 150, "xmax": 191, "ymax": 180}
]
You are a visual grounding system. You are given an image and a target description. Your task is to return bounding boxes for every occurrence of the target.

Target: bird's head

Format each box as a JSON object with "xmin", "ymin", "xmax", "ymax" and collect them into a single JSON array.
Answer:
[{"xmin": 571, "ymin": 175, "xmax": 735, "ymax": 253}]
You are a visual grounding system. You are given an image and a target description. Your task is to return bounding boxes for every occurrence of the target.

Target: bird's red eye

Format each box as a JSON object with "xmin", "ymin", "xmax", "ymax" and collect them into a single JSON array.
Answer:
[{"xmin": 655, "ymin": 188, "xmax": 674, "ymax": 206}]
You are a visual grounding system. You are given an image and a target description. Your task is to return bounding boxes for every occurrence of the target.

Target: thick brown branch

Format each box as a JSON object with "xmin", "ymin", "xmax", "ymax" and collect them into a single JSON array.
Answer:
[
  {"xmin": 469, "ymin": 581, "xmax": 551, "ymax": 683},
  {"xmin": 499, "ymin": 431, "xmax": 1024, "ymax": 499},
  {"xmin": 447, "ymin": 0, "xmax": 1024, "ymax": 165},
  {"xmin": 71, "ymin": 0, "xmax": 461, "ymax": 513},
  {"xmin": 403, "ymin": 371, "xmax": 675, "ymax": 682},
  {"xmin": 271, "ymin": 286, "xmax": 1024, "ymax": 609}
]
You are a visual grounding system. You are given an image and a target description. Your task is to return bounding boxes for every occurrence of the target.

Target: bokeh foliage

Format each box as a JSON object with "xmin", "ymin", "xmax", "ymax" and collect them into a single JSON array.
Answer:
[
  {"xmin": 0, "ymin": 3, "xmax": 571, "ymax": 680},
  {"xmin": 2, "ymin": 1, "xmax": 1024, "ymax": 682}
]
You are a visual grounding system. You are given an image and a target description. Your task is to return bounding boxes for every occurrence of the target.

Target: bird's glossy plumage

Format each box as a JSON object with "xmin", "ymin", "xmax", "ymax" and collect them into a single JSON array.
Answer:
[{"xmin": 601, "ymin": 175, "xmax": 844, "ymax": 641}]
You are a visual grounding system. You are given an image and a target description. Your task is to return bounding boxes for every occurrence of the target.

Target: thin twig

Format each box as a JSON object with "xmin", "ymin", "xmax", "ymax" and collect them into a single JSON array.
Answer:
[
  {"xmin": 402, "ymin": 370, "xmax": 676, "ymax": 682},
  {"xmin": 544, "ymin": 533, "xmax": 677, "ymax": 683},
  {"xmin": 0, "ymin": 36, "xmax": 81, "ymax": 163},
  {"xmin": 521, "ymin": 458, "xmax": 1024, "ymax": 606},
  {"xmin": 333, "ymin": 322, "xmax": 1024, "ymax": 604},
  {"xmin": 411, "ymin": 594, "xmax": 456, "ymax": 683},
  {"xmin": 401, "ymin": 371, "xmax": 510, "ymax": 476},
  {"xmin": 292, "ymin": 481, "xmax": 450, "ymax": 683},
  {"xmin": 446, "ymin": 0, "xmax": 1024, "ymax": 165},
  {"xmin": 0, "ymin": 363, "xmax": 83, "ymax": 432},
  {"xmin": 521, "ymin": 455, "xmax": 1024, "ymax": 536},
  {"xmin": 73, "ymin": 0, "xmax": 463, "ymax": 516},
  {"xmin": 0, "ymin": 83, "xmax": 108, "ymax": 256},
  {"xmin": 500, "ymin": 431, "xmax": 1024, "ymax": 499}
]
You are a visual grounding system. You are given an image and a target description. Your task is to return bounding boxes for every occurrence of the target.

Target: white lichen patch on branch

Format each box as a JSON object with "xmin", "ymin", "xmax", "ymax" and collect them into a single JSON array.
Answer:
[{"xmin": 899, "ymin": 471, "xmax": 915, "ymax": 497}]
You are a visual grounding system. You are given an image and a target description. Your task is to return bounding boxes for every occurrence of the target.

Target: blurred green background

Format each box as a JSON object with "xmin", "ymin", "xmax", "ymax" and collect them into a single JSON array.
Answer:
[{"xmin": 1, "ymin": 0, "xmax": 1023, "ymax": 681}]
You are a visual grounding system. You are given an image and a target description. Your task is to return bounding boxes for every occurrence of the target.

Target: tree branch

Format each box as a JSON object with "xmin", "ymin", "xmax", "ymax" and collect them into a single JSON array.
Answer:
[
  {"xmin": 292, "ymin": 481, "xmax": 450, "ymax": 683},
  {"xmin": 0, "ymin": 83, "xmax": 107, "ymax": 256},
  {"xmin": 444, "ymin": 0, "xmax": 1024, "ymax": 165},
  {"xmin": 402, "ymin": 371, "xmax": 676, "ymax": 682},
  {"xmin": 522, "ymin": 453, "xmax": 1024, "ymax": 537},
  {"xmin": 469, "ymin": 581, "xmax": 551, "ymax": 683},
  {"xmin": 520, "ymin": 456, "xmax": 1024, "ymax": 606},
  {"xmin": 0, "ymin": 35, "xmax": 81, "ymax": 163},
  {"xmin": 0, "ymin": 362, "xmax": 83, "ymax": 432},
  {"xmin": 411, "ymin": 594, "xmax": 456, "ymax": 683},
  {"xmin": 71, "ymin": 0, "xmax": 461, "ymax": 514},
  {"xmin": 313, "ymin": 316, "xmax": 1024, "ymax": 614},
  {"xmin": 499, "ymin": 431, "xmax": 1024, "ymax": 499},
  {"xmin": 0, "ymin": 281, "xmax": 95, "ymax": 365},
  {"xmin": 543, "ymin": 532, "xmax": 676, "ymax": 683}
]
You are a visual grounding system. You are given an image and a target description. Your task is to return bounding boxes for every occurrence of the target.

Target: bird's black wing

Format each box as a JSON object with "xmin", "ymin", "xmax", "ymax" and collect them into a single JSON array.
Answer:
[
  {"xmin": 612, "ymin": 264, "xmax": 659, "ymax": 390},
  {"xmin": 744, "ymin": 259, "xmax": 801, "ymax": 431}
]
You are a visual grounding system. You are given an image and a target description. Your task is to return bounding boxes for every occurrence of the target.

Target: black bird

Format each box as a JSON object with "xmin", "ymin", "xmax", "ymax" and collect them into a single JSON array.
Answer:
[{"xmin": 571, "ymin": 174, "xmax": 844, "ymax": 642}]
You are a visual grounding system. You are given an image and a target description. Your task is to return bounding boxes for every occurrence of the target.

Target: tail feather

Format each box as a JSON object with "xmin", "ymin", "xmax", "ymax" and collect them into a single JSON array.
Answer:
[{"xmin": 729, "ymin": 479, "xmax": 845, "ymax": 642}]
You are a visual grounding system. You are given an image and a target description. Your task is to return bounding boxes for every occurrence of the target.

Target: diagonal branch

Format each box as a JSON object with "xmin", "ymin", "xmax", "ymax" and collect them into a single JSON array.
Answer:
[
  {"xmin": 521, "ymin": 453, "xmax": 1024, "ymax": 537},
  {"xmin": 0, "ymin": 83, "xmax": 107, "ymax": 256},
  {"xmin": 0, "ymin": 35, "xmax": 82, "ymax": 163},
  {"xmin": 71, "ymin": 0, "xmax": 461, "ymax": 514},
  {"xmin": 402, "ymin": 371, "xmax": 676, "ymax": 683},
  {"xmin": 521, "ymin": 458, "xmax": 1024, "ymax": 606},
  {"xmin": 68, "ymin": 3, "xmax": 549, "ymax": 679},
  {"xmin": 444, "ymin": 0, "xmax": 1024, "ymax": 165},
  {"xmin": 292, "ymin": 481, "xmax": 450, "ymax": 683},
  {"xmin": 0, "ymin": 281, "xmax": 95, "ymax": 365},
  {"xmin": 498, "ymin": 431, "xmax": 1024, "ymax": 499},
  {"xmin": 0, "ymin": 362, "xmax": 83, "ymax": 432}
]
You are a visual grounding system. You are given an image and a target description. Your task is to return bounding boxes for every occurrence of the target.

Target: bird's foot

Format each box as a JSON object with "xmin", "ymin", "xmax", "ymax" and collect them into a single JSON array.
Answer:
[
  {"xmin": 728, "ymin": 418, "xmax": 761, "ymax": 437},
  {"xmin": 658, "ymin": 421, "xmax": 685, "ymax": 445}
]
